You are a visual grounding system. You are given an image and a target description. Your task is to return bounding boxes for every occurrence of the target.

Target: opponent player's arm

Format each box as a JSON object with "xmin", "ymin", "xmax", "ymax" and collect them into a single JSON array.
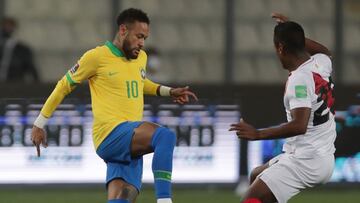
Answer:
[
  {"xmin": 230, "ymin": 74, "xmax": 312, "ymax": 140},
  {"xmin": 256, "ymin": 107, "xmax": 310, "ymax": 140},
  {"xmin": 271, "ymin": 12, "xmax": 332, "ymax": 57},
  {"xmin": 229, "ymin": 107, "xmax": 310, "ymax": 141},
  {"xmin": 261, "ymin": 75, "xmax": 313, "ymax": 139},
  {"xmin": 305, "ymin": 38, "xmax": 332, "ymax": 58}
]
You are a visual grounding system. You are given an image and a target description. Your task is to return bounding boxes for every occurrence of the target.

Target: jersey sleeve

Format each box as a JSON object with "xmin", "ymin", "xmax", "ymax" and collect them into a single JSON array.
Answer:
[
  {"xmin": 66, "ymin": 49, "xmax": 99, "ymax": 85},
  {"xmin": 286, "ymin": 74, "xmax": 313, "ymax": 110},
  {"xmin": 141, "ymin": 51, "xmax": 160, "ymax": 95},
  {"xmin": 313, "ymin": 53, "xmax": 332, "ymax": 77},
  {"xmin": 144, "ymin": 78, "xmax": 160, "ymax": 95},
  {"xmin": 40, "ymin": 49, "xmax": 98, "ymax": 118}
]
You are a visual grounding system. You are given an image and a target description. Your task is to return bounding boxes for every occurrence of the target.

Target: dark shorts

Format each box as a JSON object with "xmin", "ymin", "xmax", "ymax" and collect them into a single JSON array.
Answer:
[{"xmin": 96, "ymin": 121, "xmax": 144, "ymax": 191}]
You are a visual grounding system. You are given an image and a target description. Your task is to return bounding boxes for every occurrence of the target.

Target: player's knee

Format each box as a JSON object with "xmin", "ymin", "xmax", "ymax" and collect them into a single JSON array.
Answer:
[
  {"xmin": 250, "ymin": 166, "xmax": 263, "ymax": 184},
  {"xmin": 152, "ymin": 127, "xmax": 176, "ymax": 149},
  {"xmin": 242, "ymin": 178, "xmax": 276, "ymax": 203},
  {"xmin": 163, "ymin": 127, "xmax": 176, "ymax": 147}
]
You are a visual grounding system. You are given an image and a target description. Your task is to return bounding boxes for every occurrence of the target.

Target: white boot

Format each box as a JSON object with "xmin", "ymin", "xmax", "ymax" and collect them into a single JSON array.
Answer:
[{"xmin": 157, "ymin": 198, "xmax": 172, "ymax": 203}]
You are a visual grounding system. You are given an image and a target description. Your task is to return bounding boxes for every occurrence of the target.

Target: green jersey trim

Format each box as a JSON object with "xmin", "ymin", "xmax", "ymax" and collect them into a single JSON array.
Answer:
[
  {"xmin": 105, "ymin": 41, "xmax": 124, "ymax": 57},
  {"xmin": 66, "ymin": 72, "xmax": 78, "ymax": 86}
]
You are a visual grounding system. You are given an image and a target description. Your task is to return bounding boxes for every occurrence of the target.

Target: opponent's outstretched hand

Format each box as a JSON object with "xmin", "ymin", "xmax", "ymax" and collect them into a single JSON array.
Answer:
[
  {"xmin": 271, "ymin": 12, "xmax": 289, "ymax": 24},
  {"xmin": 31, "ymin": 126, "xmax": 48, "ymax": 157},
  {"xmin": 229, "ymin": 119, "xmax": 260, "ymax": 140},
  {"xmin": 170, "ymin": 86, "xmax": 198, "ymax": 104}
]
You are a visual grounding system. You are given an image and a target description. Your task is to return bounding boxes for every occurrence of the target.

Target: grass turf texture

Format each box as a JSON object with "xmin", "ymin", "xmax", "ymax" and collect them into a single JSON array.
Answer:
[{"xmin": 0, "ymin": 187, "xmax": 359, "ymax": 203}]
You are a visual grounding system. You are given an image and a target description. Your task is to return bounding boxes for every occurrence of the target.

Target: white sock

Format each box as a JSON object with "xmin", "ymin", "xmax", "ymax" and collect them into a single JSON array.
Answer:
[{"xmin": 157, "ymin": 198, "xmax": 172, "ymax": 203}]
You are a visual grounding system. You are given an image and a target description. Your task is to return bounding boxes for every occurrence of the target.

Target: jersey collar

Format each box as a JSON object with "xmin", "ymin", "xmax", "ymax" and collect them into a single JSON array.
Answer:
[
  {"xmin": 105, "ymin": 41, "xmax": 124, "ymax": 57},
  {"xmin": 291, "ymin": 57, "xmax": 314, "ymax": 75}
]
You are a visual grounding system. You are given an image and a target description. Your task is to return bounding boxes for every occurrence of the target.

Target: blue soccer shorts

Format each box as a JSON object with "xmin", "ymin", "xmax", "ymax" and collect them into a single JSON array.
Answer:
[{"xmin": 96, "ymin": 121, "xmax": 144, "ymax": 192}]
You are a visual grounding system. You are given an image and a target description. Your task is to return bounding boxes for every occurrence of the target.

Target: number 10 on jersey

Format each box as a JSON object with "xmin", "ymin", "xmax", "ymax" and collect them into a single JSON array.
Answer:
[{"xmin": 126, "ymin": 80, "xmax": 139, "ymax": 98}]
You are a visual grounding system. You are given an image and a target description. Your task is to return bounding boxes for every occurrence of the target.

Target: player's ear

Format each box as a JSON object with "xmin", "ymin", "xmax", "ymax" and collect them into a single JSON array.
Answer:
[
  {"xmin": 119, "ymin": 24, "xmax": 128, "ymax": 37},
  {"xmin": 278, "ymin": 43, "xmax": 284, "ymax": 55}
]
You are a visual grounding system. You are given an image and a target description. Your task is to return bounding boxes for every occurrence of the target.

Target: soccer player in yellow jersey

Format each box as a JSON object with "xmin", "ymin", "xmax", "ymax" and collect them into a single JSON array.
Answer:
[{"xmin": 31, "ymin": 8, "xmax": 197, "ymax": 203}]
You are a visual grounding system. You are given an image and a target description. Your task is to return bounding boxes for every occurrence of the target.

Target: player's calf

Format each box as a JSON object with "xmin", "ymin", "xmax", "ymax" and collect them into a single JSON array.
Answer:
[
  {"xmin": 108, "ymin": 179, "xmax": 138, "ymax": 203},
  {"xmin": 151, "ymin": 127, "xmax": 177, "ymax": 203}
]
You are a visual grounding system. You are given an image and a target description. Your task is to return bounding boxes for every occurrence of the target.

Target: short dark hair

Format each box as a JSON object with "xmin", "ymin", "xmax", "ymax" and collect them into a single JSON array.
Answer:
[
  {"xmin": 274, "ymin": 21, "xmax": 305, "ymax": 54},
  {"xmin": 116, "ymin": 8, "xmax": 150, "ymax": 26}
]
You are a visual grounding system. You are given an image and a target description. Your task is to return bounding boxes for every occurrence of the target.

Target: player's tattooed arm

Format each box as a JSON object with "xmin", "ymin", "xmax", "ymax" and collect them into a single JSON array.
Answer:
[{"xmin": 271, "ymin": 12, "xmax": 332, "ymax": 58}]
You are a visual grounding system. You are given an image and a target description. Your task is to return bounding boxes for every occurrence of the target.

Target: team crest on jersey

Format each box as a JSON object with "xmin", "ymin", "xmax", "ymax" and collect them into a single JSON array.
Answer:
[
  {"xmin": 140, "ymin": 68, "xmax": 146, "ymax": 79},
  {"xmin": 70, "ymin": 63, "xmax": 79, "ymax": 74}
]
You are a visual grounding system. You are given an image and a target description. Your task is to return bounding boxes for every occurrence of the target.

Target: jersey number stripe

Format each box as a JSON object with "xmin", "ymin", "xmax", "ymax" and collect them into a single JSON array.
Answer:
[{"xmin": 312, "ymin": 73, "xmax": 335, "ymax": 126}]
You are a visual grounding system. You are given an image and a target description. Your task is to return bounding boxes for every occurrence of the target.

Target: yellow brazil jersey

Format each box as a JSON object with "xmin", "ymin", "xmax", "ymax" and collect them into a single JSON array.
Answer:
[{"xmin": 40, "ymin": 41, "xmax": 160, "ymax": 149}]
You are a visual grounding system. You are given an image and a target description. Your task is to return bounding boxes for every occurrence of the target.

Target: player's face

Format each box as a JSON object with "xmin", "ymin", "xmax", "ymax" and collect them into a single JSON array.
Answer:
[{"xmin": 122, "ymin": 21, "xmax": 149, "ymax": 59}]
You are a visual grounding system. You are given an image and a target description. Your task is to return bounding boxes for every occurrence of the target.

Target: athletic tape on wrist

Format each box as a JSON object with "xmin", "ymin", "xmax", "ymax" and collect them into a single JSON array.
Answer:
[
  {"xmin": 159, "ymin": 86, "xmax": 172, "ymax": 97},
  {"xmin": 33, "ymin": 114, "xmax": 48, "ymax": 129}
]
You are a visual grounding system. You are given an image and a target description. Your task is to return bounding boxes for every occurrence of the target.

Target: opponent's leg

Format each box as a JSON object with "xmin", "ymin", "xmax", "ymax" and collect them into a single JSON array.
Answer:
[
  {"xmin": 241, "ymin": 178, "xmax": 277, "ymax": 203},
  {"xmin": 131, "ymin": 122, "xmax": 176, "ymax": 203},
  {"xmin": 108, "ymin": 179, "xmax": 139, "ymax": 203},
  {"xmin": 249, "ymin": 163, "xmax": 269, "ymax": 184}
]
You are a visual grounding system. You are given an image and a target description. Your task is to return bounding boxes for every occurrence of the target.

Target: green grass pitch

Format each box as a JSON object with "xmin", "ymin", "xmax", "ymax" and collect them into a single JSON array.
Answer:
[{"xmin": 0, "ymin": 186, "xmax": 359, "ymax": 203}]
